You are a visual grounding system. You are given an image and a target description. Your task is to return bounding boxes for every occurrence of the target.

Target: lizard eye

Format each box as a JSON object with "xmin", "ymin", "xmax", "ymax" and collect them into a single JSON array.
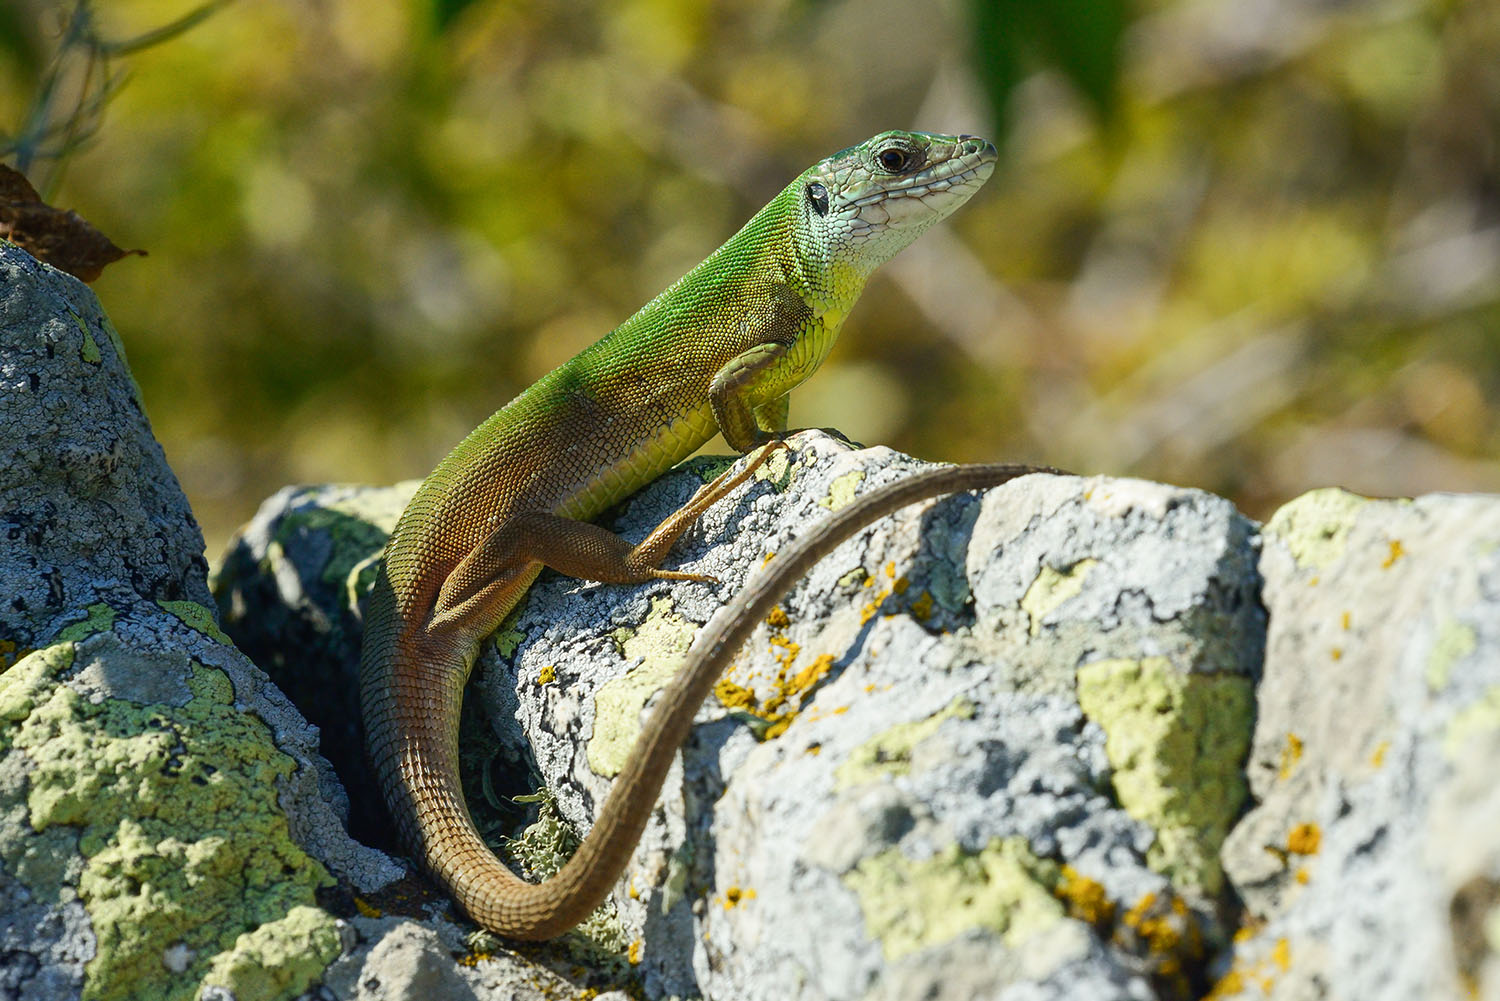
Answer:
[
  {"xmin": 877, "ymin": 147, "xmax": 910, "ymax": 172},
  {"xmin": 806, "ymin": 182, "xmax": 829, "ymax": 216}
]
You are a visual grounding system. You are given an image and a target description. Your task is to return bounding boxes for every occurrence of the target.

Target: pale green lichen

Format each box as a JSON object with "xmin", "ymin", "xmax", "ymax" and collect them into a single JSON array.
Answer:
[
  {"xmin": 1021, "ymin": 560, "xmax": 1097, "ymax": 637},
  {"xmin": 157, "ymin": 600, "xmax": 232, "ymax": 646},
  {"xmin": 493, "ymin": 791, "xmax": 632, "ymax": 973},
  {"xmin": 843, "ymin": 837, "xmax": 1063, "ymax": 961},
  {"xmin": 200, "ymin": 905, "xmax": 341, "ymax": 998},
  {"xmin": 273, "ymin": 504, "xmax": 390, "ymax": 594},
  {"xmin": 1427, "ymin": 619, "xmax": 1478, "ymax": 692},
  {"xmin": 57, "ymin": 603, "xmax": 116, "ymax": 643},
  {"xmin": 492, "ymin": 620, "xmax": 526, "ymax": 658},
  {"xmin": 834, "ymin": 698, "xmax": 974, "ymax": 788},
  {"xmin": 1076, "ymin": 656, "xmax": 1252, "ymax": 894},
  {"xmin": 1262, "ymin": 488, "xmax": 1370, "ymax": 571},
  {"xmin": 261, "ymin": 482, "xmax": 418, "ymax": 611},
  {"xmin": 587, "ymin": 597, "xmax": 696, "ymax": 776},
  {"xmin": 1445, "ymin": 686, "xmax": 1500, "ymax": 758},
  {"xmin": 1, "ymin": 641, "xmax": 335, "ymax": 1001},
  {"xmin": 757, "ymin": 443, "xmax": 795, "ymax": 489},
  {"xmin": 72, "ymin": 311, "xmax": 102, "ymax": 364},
  {"xmin": 820, "ymin": 470, "xmax": 865, "ymax": 511}
]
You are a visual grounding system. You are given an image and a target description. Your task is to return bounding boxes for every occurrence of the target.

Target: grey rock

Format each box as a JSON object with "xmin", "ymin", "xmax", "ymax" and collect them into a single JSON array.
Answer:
[
  {"xmin": 319, "ymin": 917, "xmax": 596, "ymax": 1000},
  {"xmin": 16, "ymin": 235, "xmax": 1500, "ymax": 998},
  {"xmin": 0, "ymin": 247, "xmax": 402, "ymax": 1001},
  {"xmin": 473, "ymin": 437, "xmax": 1261, "ymax": 999},
  {"xmin": 0, "ymin": 245, "xmax": 209, "ymax": 652},
  {"xmin": 219, "ymin": 435, "xmax": 1268, "ymax": 1000},
  {"xmin": 1217, "ymin": 489, "xmax": 1500, "ymax": 1001}
]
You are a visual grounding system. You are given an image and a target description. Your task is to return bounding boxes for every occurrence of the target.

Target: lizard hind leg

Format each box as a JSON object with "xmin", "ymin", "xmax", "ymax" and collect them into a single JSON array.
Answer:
[{"xmin": 624, "ymin": 438, "xmax": 787, "ymax": 574}]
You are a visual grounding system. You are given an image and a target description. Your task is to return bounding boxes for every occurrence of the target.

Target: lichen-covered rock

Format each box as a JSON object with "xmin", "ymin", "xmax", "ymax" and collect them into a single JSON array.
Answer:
[
  {"xmin": 1216, "ymin": 490, "xmax": 1500, "ymax": 1001},
  {"xmin": 214, "ymin": 483, "xmax": 418, "ymax": 844},
  {"xmin": 474, "ymin": 437, "xmax": 1263, "ymax": 1000},
  {"xmin": 0, "ymin": 246, "xmax": 408, "ymax": 1001},
  {"xmin": 220, "ymin": 432, "xmax": 1268, "ymax": 999},
  {"xmin": 0, "ymin": 245, "xmax": 208, "ymax": 658}
]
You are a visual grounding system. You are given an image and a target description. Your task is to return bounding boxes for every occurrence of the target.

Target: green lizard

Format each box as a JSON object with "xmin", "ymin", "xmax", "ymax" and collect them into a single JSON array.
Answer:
[{"xmin": 359, "ymin": 130, "xmax": 1052, "ymax": 939}]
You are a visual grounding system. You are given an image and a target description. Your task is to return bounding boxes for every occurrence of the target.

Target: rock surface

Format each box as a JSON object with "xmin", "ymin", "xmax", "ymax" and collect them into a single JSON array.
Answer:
[
  {"xmin": 218, "ymin": 434, "xmax": 1269, "ymax": 1000},
  {"xmin": 1216, "ymin": 490, "xmax": 1500, "ymax": 1000},
  {"xmin": 0, "ymin": 246, "xmax": 578, "ymax": 1001},
  {"xmin": 6, "ymin": 241, "xmax": 1500, "ymax": 999}
]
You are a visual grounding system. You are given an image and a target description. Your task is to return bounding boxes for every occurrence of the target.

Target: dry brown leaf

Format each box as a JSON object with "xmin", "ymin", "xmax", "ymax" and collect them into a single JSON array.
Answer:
[{"xmin": 0, "ymin": 163, "xmax": 145, "ymax": 282}]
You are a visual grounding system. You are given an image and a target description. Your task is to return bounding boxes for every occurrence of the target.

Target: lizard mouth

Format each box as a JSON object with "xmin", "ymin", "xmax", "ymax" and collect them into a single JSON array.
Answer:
[{"xmin": 847, "ymin": 149, "xmax": 998, "ymax": 211}]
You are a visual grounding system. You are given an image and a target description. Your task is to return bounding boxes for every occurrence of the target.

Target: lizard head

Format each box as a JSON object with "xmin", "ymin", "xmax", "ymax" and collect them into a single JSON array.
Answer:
[{"xmin": 787, "ymin": 130, "xmax": 998, "ymax": 309}]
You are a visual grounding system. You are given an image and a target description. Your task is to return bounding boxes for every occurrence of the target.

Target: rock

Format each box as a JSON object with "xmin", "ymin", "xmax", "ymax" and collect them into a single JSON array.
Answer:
[
  {"xmin": 0, "ymin": 246, "xmax": 208, "ymax": 657},
  {"xmin": 1216, "ymin": 490, "xmax": 1500, "ymax": 1001},
  {"xmin": 219, "ymin": 433, "xmax": 1267, "ymax": 1000},
  {"xmin": 0, "ymin": 246, "xmax": 401, "ymax": 1001},
  {"xmin": 213, "ymin": 483, "xmax": 418, "ymax": 846},
  {"xmin": 11, "ymin": 238, "xmax": 1500, "ymax": 999}
]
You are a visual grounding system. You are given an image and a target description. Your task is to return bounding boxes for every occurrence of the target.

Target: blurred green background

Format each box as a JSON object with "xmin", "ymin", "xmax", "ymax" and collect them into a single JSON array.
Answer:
[{"xmin": 4, "ymin": 0, "xmax": 1498, "ymax": 562}]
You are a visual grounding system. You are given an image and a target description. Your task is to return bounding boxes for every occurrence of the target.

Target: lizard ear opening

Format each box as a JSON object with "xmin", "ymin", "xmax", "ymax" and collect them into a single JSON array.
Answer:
[{"xmin": 805, "ymin": 182, "xmax": 829, "ymax": 217}]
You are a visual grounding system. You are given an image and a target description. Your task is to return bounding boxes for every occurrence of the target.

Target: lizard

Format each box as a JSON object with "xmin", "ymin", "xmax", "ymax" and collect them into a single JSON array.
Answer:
[{"xmin": 359, "ymin": 129, "xmax": 1055, "ymax": 940}]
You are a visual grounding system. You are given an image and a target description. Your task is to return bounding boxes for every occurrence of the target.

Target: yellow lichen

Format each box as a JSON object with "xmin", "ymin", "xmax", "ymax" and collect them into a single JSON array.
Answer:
[
  {"xmin": 1286, "ymin": 823, "xmax": 1321, "ymax": 856},
  {"xmin": 1382, "ymin": 539, "xmax": 1405, "ymax": 568},
  {"xmin": 721, "ymin": 885, "xmax": 756, "ymax": 909},
  {"xmin": 1053, "ymin": 865, "xmax": 1115, "ymax": 929},
  {"xmin": 1278, "ymin": 732, "xmax": 1304, "ymax": 780},
  {"xmin": 537, "ymin": 664, "xmax": 557, "ymax": 685}
]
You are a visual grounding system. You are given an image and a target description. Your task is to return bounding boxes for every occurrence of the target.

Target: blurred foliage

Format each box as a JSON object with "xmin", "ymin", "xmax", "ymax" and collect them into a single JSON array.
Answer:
[
  {"xmin": 0, "ymin": 0, "xmax": 234, "ymax": 190},
  {"xmin": 969, "ymin": 0, "xmax": 1129, "ymax": 134},
  {"xmin": 1, "ymin": 0, "xmax": 1497, "ymax": 562}
]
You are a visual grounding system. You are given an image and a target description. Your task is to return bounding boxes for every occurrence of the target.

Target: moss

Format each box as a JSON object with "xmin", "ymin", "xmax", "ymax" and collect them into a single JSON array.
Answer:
[
  {"xmin": 1262, "ymin": 488, "xmax": 1370, "ymax": 571},
  {"xmin": 1020, "ymin": 560, "xmax": 1097, "ymax": 637},
  {"xmin": 842, "ymin": 837, "xmax": 1063, "ymax": 961},
  {"xmin": 1076, "ymin": 656, "xmax": 1253, "ymax": 894},
  {"xmin": 587, "ymin": 597, "xmax": 695, "ymax": 776},
  {"xmin": 834, "ymin": 698, "xmax": 974, "ymax": 788},
  {"xmin": 2, "ymin": 642, "xmax": 335, "ymax": 1001},
  {"xmin": 493, "ymin": 791, "xmax": 633, "ymax": 979},
  {"xmin": 157, "ymin": 600, "xmax": 232, "ymax": 646}
]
